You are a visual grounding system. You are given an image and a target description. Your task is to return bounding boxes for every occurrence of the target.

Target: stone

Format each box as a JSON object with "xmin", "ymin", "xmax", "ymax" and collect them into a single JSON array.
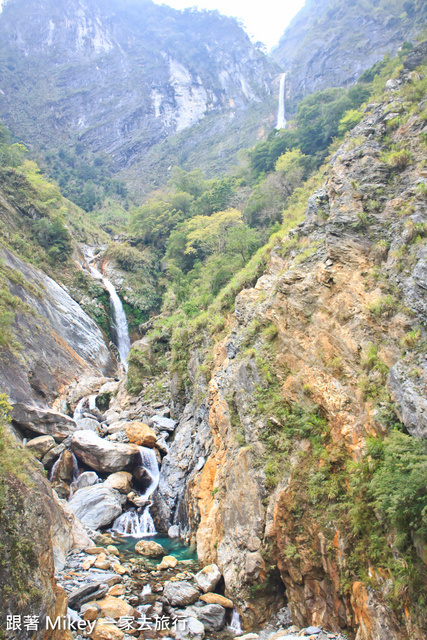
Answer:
[
  {"xmin": 199, "ymin": 593, "xmax": 233, "ymax": 608},
  {"xmin": 94, "ymin": 553, "xmax": 111, "ymax": 570},
  {"xmin": 90, "ymin": 619, "xmax": 125, "ymax": 640},
  {"xmin": 164, "ymin": 581, "xmax": 200, "ymax": 606},
  {"xmin": 151, "ymin": 415, "xmax": 177, "ymax": 432},
  {"xmin": 186, "ymin": 604, "xmax": 226, "ymax": 631},
  {"xmin": 158, "ymin": 555, "xmax": 178, "ymax": 570},
  {"xmin": 194, "ymin": 564, "xmax": 222, "ymax": 593},
  {"xmin": 175, "ymin": 616, "xmax": 205, "ymax": 640},
  {"xmin": 89, "ymin": 595, "xmax": 135, "ymax": 619},
  {"xmin": 73, "ymin": 471, "xmax": 100, "ymax": 491},
  {"xmin": 112, "ymin": 562, "xmax": 128, "ymax": 575},
  {"xmin": 105, "ymin": 471, "xmax": 132, "ymax": 494},
  {"xmin": 168, "ymin": 525, "xmax": 181, "ymax": 538},
  {"xmin": 85, "ymin": 547, "xmax": 109, "ymax": 555},
  {"xmin": 108, "ymin": 584, "xmax": 125, "ymax": 596},
  {"xmin": 68, "ymin": 485, "xmax": 125, "ymax": 529},
  {"xmin": 125, "ymin": 421, "xmax": 157, "ymax": 447},
  {"xmin": 134, "ymin": 539, "xmax": 165, "ymax": 557},
  {"xmin": 25, "ymin": 435, "xmax": 56, "ymax": 459},
  {"xmin": 82, "ymin": 557, "xmax": 96, "ymax": 570},
  {"xmin": 12, "ymin": 403, "xmax": 77, "ymax": 440},
  {"xmin": 304, "ymin": 629, "xmax": 322, "ymax": 636},
  {"xmin": 107, "ymin": 545, "xmax": 120, "ymax": 557},
  {"xmin": 235, "ymin": 635, "xmax": 259, "ymax": 640},
  {"xmin": 51, "ymin": 449, "xmax": 76, "ymax": 484},
  {"xmin": 70, "ymin": 430, "xmax": 140, "ymax": 473},
  {"xmin": 82, "ymin": 604, "xmax": 100, "ymax": 621},
  {"xmin": 76, "ymin": 417, "xmax": 101, "ymax": 432},
  {"xmin": 41, "ymin": 443, "xmax": 66, "ymax": 467},
  {"xmin": 68, "ymin": 581, "xmax": 109, "ymax": 609}
]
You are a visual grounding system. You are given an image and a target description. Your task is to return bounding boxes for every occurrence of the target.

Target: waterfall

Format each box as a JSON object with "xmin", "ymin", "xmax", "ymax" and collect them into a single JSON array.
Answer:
[
  {"xmin": 73, "ymin": 396, "xmax": 86, "ymax": 422},
  {"xmin": 111, "ymin": 446, "xmax": 159, "ymax": 537},
  {"xmin": 276, "ymin": 73, "xmax": 286, "ymax": 130},
  {"xmin": 87, "ymin": 255, "xmax": 131, "ymax": 372},
  {"xmin": 229, "ymin": 610, "xmax": 242, "ymax": 635}
]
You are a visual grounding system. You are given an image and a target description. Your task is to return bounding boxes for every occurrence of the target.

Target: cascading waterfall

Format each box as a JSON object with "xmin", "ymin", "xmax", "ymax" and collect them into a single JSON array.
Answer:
[
  {"xmin": 86, "ymin": 251, "xmax": 131, "ymax": 372},
  {"xmin": 276, "ymin": 72, "xmax": 287, "ymax": 130},
  {"xmin": 111, "ymin": 446, "xmax": 159, "ymax": 537},
  {"xmin": 73, "ymin": 396, "xmax": 87, "ymax": 422},
  {"xmin": 229, "ymin": 610, "xmax": 242, "ymax": 635}
]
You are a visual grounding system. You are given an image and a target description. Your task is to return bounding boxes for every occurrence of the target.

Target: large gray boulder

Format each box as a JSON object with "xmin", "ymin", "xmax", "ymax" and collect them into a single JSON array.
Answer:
[
  {"xmin": 68, "ymin": 484, "xmax": 125, "ymax": 529},
  {"xmin": 164, "ymin": 581, "xmax": 200, "ymax": 607},
  {"xmin": 72, "ymin": 471, "xmax": 100, "ymax": 492},
  {"xmin": 70, "ymin": 430, "xmax": 140, "ymax": 473},
  {"xmin": 25, "ymin": 435, "xmax": 56, "ymax": 459},
  {"xmin": 12, "ymin": 404, "xmax": 76, "ymax": 440},
  {"xmin": 194, "ymin": 564, "xmax": 222, "ymax": 593},
  {"xmin": 185, "ymin": 604, "xmax": 226, "ymax": 631}
]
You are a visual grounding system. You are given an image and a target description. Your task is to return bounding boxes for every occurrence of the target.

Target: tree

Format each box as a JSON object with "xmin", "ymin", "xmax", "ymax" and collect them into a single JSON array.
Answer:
[
  {"xmin": 184, "ymin": 208, "xmax": 243, "ymax": 255},
  {"xmin": 225, "ymin": 225, "xmax": 261, "ymax": 262}
]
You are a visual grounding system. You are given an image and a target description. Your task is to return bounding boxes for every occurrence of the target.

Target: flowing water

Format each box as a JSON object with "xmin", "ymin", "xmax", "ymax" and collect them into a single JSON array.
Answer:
[
  {"xmin": 86, "ymin": 250, "xmax": 131, "ymax": 371},
  {"xmin": 276, "ymin": 72, "xmax": 287, "ymax": 130},
  {"xmin": 111, "ymin": 446, "xmax": 160, "ymax": 537}
]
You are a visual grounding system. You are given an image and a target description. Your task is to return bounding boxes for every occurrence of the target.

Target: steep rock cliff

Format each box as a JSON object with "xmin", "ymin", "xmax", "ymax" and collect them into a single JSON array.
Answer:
[
  {"xmin": 272, "ymin": 0, "xmax": 427, "ymax": 109},
  {"xmin": 158, "ymin": 63, "xmax": 427, "ymax": 638}
]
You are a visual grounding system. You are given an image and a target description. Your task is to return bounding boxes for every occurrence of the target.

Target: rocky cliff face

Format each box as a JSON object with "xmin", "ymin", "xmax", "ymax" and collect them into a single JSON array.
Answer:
[
  {"xmin": 157, "ymin": 62, "xmax": 427, "ymax": 638},
  {"xmin": 271, "ymin": 0, "xmax": 427, "ymax": 109},
  {"xmin": 0, "ymin": 0, "xmax": 277, "ymax": 188}
]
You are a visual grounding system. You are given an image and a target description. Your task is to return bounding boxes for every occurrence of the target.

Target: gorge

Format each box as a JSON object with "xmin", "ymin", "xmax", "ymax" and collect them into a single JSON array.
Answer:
[{"xmin": 0, "ymin": 2, "xmax": 427, "ymax": 640}]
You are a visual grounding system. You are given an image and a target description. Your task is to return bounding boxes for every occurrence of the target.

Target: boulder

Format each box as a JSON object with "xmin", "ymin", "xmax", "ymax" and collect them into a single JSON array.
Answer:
[
  {"xmin": 68, "ymin": 581, "xmax": 110, "ymax": 609},
  {"xmin": 12, "ymin": 403, "xmax": 76, "ymax": 440},
  {"xmin": 25, "ymin": 435, "xmax": 56, "ymax": 459},
  {"xmin": 105, "ymin": 471, "xmax": 132, "ymax": 494},
  {"xmin": 76, "ymin": 417, "xmax": 101, "ymax": 432},
  {"xmin": 108, "ymin": 584, "xmax": 125, "ymax": 596},
  {"xmin": 89, "ymin": 595, "xmax": 135, "ymax": 619},
  {"xmin": 90, "ymin": 619, "xmax": 124, "ymax": 640},
  {"xmin": 151, "ymin": 415, "xmax": 177, "ymax": 432},
  {"xmin": 41, "ymin": 443, "xmax": 66, "ymax": 468},
  {"xmin": 186, "ymin": 604, "xmax": 226, "ymax": 631},
  {"xmin": 125, "ymin": 421, "xmax": 157, "ymax": 447},
  {"xmin": 134, "ymin": 539, "xmax": 165, "ymax": 557},
  {"xmin": 68, "ymin": 485, "xmax": 125, "ymax": 529},
  {"xmin": 168, "ymin": 525, "xmax": 181, "ymax": 539},
  {"xmin": 70, "ymin": 430, "xmax": 140, "ymax": 473},
  {"xmin": 199, "ymin": 593, "xmax": 233, "ymax": 608},
  {"xmin": 194, "ymin": 564, "xmax": 222, "ymax": 593},
  {"xmin": 164, "ymin": 581, "xmax": 200, "ymax": 606},
  {"xmin": 175, "ymin": 616, "xmax": 204, "ymax": 640},
  {"xmin": 51, "ymin": 450, "xmax": 76, "ymax": 484},
  {"xmin": 158, "ymin": 555, "xmax": 178, "ymax": 570},
  {"xmin": 72, "ymin": 471, "xmax": 99, "ymax": 491}
]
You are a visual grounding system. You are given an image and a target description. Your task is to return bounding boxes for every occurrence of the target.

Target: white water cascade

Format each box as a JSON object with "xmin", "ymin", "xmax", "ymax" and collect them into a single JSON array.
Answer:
[
  {"xmin": 86, "ymin": 252, "xmax": 131, "ymax": 371},
  {"xmin": 276, "ymin": 72, "xmax": 287, "ymax": 130},
  {"xmin": 228, "ymin": 610, "xmax": 243, "ymax": 635},
  {"xmin": 111, "ymin": 446, "xmax": 160, "ymax": 537}
]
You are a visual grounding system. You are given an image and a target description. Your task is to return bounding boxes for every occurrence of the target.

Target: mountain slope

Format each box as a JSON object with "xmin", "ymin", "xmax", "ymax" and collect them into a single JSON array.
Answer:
[
  {"xmin": 0, "ymin": 0, "xmax": 277, "ymax": 188},
  {"xmin": 272, "ymin": 0, "xmax": 427, "ymax": 110}
]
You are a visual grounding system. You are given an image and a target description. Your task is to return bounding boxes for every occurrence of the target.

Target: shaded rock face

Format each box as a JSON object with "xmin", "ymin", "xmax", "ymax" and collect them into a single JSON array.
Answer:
[
  {"xmin": 160, "ymin": 79, "xmax": 427, "ymax": 637},
  {"xmin": 0, "ymin": 247, "xmax": 114, "ymax": 408},
  {"xmin": 0, "ymin": 0, "xmax": 275, "ymax": 181},
  {"xmin": 271, "ymin": 0, "xmax": 427, "ymax": 108},
  {"xmin": 68, "ymin": 484, "xmax": 126, "ymax": 529},
  {"xmin": 0, "ymin": 458, "xmax": 91, "ymax": 640}
]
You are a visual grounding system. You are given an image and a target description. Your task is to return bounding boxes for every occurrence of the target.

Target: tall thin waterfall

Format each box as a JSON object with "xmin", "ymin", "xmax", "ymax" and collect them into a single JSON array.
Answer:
[
  {"xmin": 111, "ymin": 446, "xmax": 159, "ymax": 537},
  {"xmin": 276, "ymin": 73, "xmax": 287, "ymax": 130},
  {"xmin": 87, "ymin": 261, "xmax": 131, "ymax": 371}
]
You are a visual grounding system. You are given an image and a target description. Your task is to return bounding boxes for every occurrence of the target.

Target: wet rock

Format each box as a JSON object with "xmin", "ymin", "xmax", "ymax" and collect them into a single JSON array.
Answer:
[
  {"xmin": 41, "ymin": 442, "xmax": 66, "ymax": 468},
  {"xmin": 235, "ymin": 635, "xmax": 259, "ymax": 640},
  {"xmin": 164, "ymin": 581, "xmax": 200, "ymax": 606},
  {"xmin": 105, "ymin": 471, "xmax": 132, "ymax": 494},
  {"xmin": 304, "ymin": 629, "xmax": 322, "ymax": 636},
  {"xmin": 125, "ymin": 421, "xmax": 157, "ymax": 447},
  {"xmin": 71, "ymin": 430, "xmax": 140, "ymax": 473},
  {"xmin": 108, "ymin": 584, "xmax": 125, "ymax": 596},
  {"xmin": 194, "ymin": 564, "xmax": 222, "ymax": 593},
  {"xmin": 199, "ymin": 593, "xmax": 233, "ymax": 608},
  {"xmin": 76, "ymin": 417, "xmax": 101, "ymax": 432},
  {"xmin": 51, "ymin": 449, "xmax": 76, "ymax": 484},
  {"xmin": 25, "ymin": 434, "xmax": 56, "ymax": 459},
  {"xmin": 68, "ymin": 485, "xmax": 125, "ymax": 529},
  {"xmin": 135, "ymin": 539, "xmax": 165, "ymax": 557},
  {"xmin": 72, "ymin": 471, "xmax": 99, "ymax": 491},
  {"xmin": 169, "ymin": 525, "xmax": 181, "ymax": 538},
  {"xmin": 107, "ymin": 545, "xmax": 120, "ymax": 557},
  {"xmin": 12, "ymin": 403, "xmax": 77, "ymax": 440},
  {"xmin": 94, "ymin": 553, "xmax": 111, "ymax": 570}
]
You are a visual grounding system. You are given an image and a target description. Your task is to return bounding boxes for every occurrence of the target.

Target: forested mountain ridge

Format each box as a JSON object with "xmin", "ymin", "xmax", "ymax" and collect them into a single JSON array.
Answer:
[{"xmin": 0, "ymin": 0, "xmax": 277, "ymax": 195}]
